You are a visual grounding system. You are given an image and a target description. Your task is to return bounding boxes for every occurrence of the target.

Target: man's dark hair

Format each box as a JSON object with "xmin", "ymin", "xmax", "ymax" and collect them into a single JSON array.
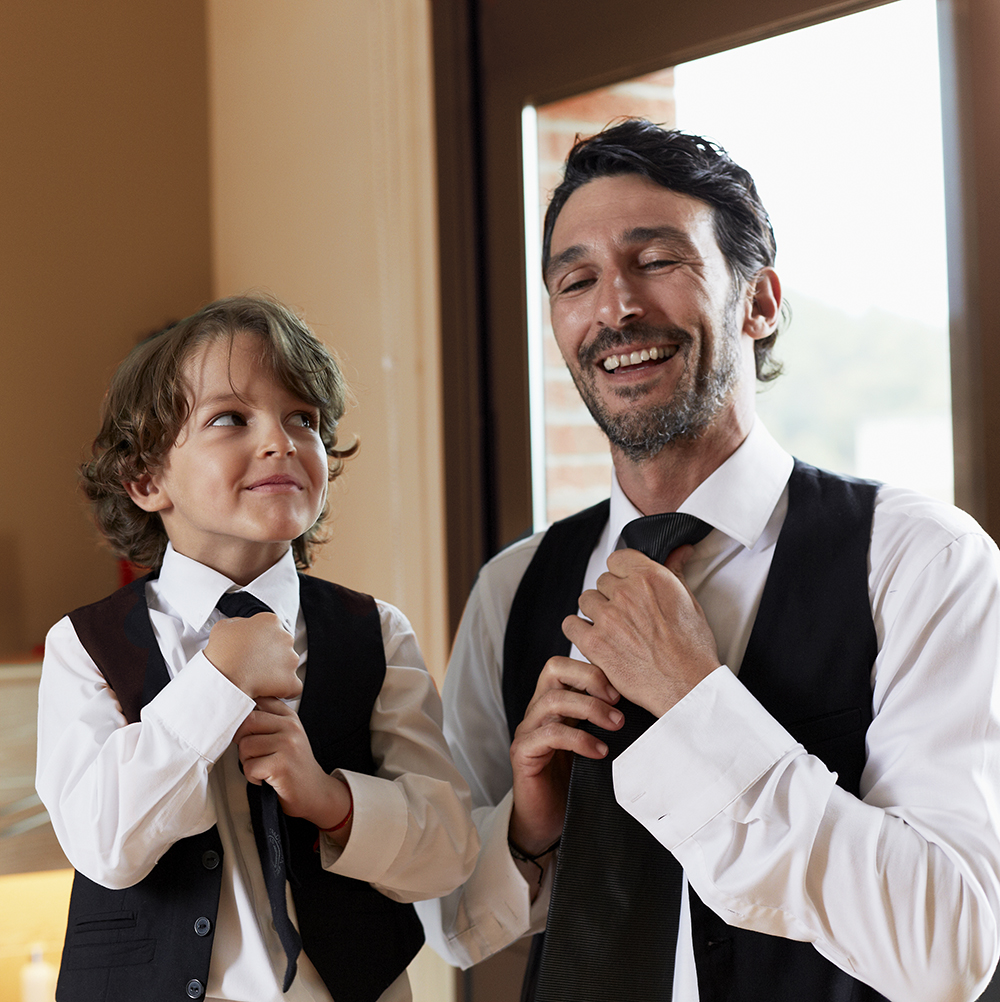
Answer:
[{"xmin": 542, "ymin": 119, "xmax": 785, "ymax": 382}]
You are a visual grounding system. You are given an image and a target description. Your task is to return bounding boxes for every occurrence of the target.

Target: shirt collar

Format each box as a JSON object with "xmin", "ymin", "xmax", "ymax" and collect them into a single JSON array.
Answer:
[
  {"xmin": 157, "ymin": 543, "xmax": 301, "ymax": 633},
  {"xmin": 608, "ymin": 418, "xmax": 793, "ymax": 553}
]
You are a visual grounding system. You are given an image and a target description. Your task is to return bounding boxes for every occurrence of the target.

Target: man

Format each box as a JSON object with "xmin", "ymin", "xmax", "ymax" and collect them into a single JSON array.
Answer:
[{"xmin": 417, "ymin": 120, "xmax": 1000, "ymax": 1001}]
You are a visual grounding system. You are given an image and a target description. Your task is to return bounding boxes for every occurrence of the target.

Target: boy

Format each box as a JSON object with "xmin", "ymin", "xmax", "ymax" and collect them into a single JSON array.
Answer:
[{"xmin": 36, "ymin": 295, "xmax": 478, "ymax": 1002}]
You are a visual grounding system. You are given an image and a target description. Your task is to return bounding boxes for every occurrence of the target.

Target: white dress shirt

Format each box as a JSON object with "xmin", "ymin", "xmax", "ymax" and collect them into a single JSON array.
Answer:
[
  {"xmin": 37, "ymin": 545, "xmax": 479, "ymax": 1002},
  {"xmin": 417, "ymin": 420, "xmax": 1000, "ymax": 1002}
]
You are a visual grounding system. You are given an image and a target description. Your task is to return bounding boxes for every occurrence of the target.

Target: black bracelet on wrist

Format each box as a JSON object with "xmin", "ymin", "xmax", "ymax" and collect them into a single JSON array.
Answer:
[{"xmin": 508, "ymin": 835, "xmax": 560, "ymax": 884}]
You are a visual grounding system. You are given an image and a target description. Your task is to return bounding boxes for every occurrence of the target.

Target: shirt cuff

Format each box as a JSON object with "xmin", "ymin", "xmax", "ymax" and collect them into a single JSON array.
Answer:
[
  {"xmin": 140, "ymin": 650, "xmax": 254, "ymax": 763},
  {"xmin": 613, "ymin": 665, "xmax": 800, "ymax": 848},
  {"xmin": 319, "ymin": 769, "xmax": 408, "ymax": 882}
]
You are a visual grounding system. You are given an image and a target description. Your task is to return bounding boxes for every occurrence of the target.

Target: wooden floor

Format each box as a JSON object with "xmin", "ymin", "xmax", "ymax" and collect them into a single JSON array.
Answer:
[{"xmin": 0, "ymin": 664, "xmax": 69, "ymax": 876}]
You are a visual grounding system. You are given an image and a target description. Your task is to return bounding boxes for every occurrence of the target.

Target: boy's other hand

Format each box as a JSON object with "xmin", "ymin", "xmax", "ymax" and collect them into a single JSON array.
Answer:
[
  {"xmin": 204, "ymin": 614, "xmax": 303, "ymax": 700},
  {"xmin": 235, "ymin": 698, "xmax": 354, "ymax": 844}
]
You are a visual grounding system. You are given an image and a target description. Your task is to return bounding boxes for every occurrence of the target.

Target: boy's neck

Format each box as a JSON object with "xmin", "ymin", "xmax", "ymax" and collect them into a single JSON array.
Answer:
[{"xmin": 167, "ymin": 540, "xmax": 293, "ymax": 587}]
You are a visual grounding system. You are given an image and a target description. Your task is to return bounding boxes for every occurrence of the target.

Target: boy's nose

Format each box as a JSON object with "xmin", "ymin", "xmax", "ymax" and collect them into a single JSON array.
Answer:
[{"xmin": 259, "ymin": 421, "xmax": 295, "ymax": 456}]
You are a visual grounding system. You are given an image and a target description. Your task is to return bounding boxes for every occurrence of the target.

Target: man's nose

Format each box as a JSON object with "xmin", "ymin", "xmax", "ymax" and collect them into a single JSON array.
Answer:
[{"xmin": 595, "ymin": 269, "xmax": 646, "ymax": 330}]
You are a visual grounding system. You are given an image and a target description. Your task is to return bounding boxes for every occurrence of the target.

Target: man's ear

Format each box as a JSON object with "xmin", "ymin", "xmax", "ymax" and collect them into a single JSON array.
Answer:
[
  {"xmin": 124, "ymin": 473, "xmax": 171, "ymax": 513},
  {"xmin": 743, "ymin": 268, "xmax": 782, "ymax": 341}
]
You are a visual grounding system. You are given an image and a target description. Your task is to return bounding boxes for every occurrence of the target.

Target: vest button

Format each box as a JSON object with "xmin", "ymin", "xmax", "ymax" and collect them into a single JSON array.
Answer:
[
  {"xmin": 194, "ymin": 916, "xmax": 212, "ymax": 937},
  {"xmin": 186, "ymin": 980, "xmax": 204, "ymax": 999},
  {"xmin": 201, "ymin": 850, "xmax": 220, "ymax": 870}
]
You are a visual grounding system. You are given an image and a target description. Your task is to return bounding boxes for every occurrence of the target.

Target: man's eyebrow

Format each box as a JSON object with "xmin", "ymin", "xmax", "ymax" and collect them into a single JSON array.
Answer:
[
  {"xmin": 621, "ymin": 225, "xmax": 700, "ymax": 254},
  {"xmin": 544, "ymin": 244, "xmax": 587, "ymax": 285}
]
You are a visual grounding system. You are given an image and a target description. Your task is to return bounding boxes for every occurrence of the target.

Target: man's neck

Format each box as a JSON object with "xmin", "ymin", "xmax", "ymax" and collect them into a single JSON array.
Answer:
[{"xmin": 612, "ymin": 410, "xmax": 753, "ymax": 515}]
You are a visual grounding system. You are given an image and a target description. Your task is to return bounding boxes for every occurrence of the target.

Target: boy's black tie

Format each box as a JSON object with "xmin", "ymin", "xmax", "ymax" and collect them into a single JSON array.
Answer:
[
  {"xmin": 532, "ymin": 512, "xmax": 712, "ymax": 1002},
  {"xmin": 216, "ymin": 589, "xmax": 302, "ymax": 992}
]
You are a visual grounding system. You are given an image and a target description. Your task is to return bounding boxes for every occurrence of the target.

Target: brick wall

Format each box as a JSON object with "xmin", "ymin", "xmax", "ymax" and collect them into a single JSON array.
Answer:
[{"xmin": 534, "ymin": 70, "xmax": 676, "ymax": 522}]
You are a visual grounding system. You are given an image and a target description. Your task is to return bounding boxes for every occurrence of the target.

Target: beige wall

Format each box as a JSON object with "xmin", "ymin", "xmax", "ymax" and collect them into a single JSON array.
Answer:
[
  {"xmin": 0, "ymin": 0, "xmax": 214, "ymax": 656},
  {"xmin": 0, "ymin": 0, "xmax": 449, "ymax": 678},
  {"xmin": 206, "ymin": 0, "xmax": 449, "ymax": 677}
]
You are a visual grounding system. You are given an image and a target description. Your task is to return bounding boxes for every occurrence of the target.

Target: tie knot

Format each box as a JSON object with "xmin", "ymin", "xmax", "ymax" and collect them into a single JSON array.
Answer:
[
  {"xmin": 619, "ymin": 512, "xmax": 711, "ymax": 563},
  {"xmin": 217, "ymin": 590, "xmax": 274, "ymax": 620}
]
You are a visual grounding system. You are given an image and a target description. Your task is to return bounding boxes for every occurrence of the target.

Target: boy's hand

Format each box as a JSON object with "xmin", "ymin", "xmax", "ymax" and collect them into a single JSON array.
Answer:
[
  {"xmin": 235, "ymin": 698, "xmax": 354, "ymax": 844},
  {"xmin": 204, "ymin": 614, "xmax": 303, "ymax": 700}
]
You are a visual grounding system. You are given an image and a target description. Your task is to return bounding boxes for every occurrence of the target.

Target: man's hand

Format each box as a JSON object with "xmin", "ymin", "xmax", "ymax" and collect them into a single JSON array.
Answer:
[
  {"xmin": 235, "ymin": 698, "xmax": 354, "ymax": 844},
  {"xmin": 509, "ymin": 658, "xmax": 623, "ymax": 856},
  {"xmin": 564, "ymin": 545, "xmax": 721, "ymax": 718},
  {"xmin": 204, "ymin": 613, "xmax": 303, "ymax": 700}
]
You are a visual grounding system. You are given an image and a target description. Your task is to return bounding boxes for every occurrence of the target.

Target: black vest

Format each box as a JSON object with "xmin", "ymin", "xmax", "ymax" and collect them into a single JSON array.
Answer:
[
  {"xmin": 504, "ymin": 461, "xmax": 889, "ymax": 1002},
  {"xmin": 58, "ymin": 572, "xmax": 424, "ymax": 1002}
]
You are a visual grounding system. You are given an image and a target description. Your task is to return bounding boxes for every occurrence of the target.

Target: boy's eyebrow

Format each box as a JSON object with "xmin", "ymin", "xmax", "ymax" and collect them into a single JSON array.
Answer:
[
  {"xmin": 193, "ymin": 390, "xmax": 244, "ymax": 410},
  {"xmin": 545, "ymin": 225, "xmax": 700, "ymax": 285}
]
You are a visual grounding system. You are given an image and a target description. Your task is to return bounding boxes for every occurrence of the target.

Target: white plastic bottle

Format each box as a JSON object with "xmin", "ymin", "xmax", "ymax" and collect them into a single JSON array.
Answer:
[{"xmin": 20, "ymin": 943, "xmax": 56, "ymax": 1002}]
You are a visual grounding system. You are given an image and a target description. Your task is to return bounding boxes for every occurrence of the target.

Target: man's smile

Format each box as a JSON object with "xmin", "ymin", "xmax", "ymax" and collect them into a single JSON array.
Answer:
[{"xmin": 601, "ymin": 344, "xmax": 680, "ymax": 372}]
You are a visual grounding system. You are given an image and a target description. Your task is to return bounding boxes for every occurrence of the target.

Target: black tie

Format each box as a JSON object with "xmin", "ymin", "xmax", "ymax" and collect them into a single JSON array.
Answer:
[
  {"xmin": 216, "ymin": 590, "xmax": 302, "ymax": 992},
  {"xmin": 532, "ymin": 512, "xmax": 712, "ymax": 1002}
]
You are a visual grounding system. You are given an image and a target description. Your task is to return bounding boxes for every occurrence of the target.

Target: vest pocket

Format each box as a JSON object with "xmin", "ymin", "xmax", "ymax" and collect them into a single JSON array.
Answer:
[
  {"xmin": 62, "ymin": 938, "xmax": 155, "ymax": 970},
  {"xmin": 67, "ymin": 909, "xmax": 137, "ymax": 932}
]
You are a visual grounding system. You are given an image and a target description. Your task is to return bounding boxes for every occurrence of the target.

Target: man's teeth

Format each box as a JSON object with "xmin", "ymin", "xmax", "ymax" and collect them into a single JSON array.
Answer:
[{"xmin": 602, "ymin": 346, "xmax": 670, "ymax": 372}]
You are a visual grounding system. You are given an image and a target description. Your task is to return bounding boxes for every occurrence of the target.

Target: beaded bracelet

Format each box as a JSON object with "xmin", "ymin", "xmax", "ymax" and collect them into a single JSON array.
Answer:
[{"xmin": 508, "ymin": 835, "xmax": 560, "ymax": 884}]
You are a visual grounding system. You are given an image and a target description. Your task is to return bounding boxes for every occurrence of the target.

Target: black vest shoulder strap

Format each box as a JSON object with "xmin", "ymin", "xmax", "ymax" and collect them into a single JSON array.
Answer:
[
  {"xmin": 502, "ymin": 499, "xmax": 609, "ymax": 739},
  {"xmin": 737, "ymin": 459, "xmax": 879, "ymax": 792},
  {"xmin": 68, "ymin": 572, "xmax": 165, "ymax": 725},
  {"xmin": 288, "ymin": 574, "xmax": 425, "ymax": 1002}
]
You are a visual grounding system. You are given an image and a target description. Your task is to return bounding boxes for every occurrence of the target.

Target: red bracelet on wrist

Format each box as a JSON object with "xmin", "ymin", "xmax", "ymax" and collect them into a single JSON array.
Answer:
[{"xmin": 319, "ymin": 786, "xmax": 354, "ymax": 834}]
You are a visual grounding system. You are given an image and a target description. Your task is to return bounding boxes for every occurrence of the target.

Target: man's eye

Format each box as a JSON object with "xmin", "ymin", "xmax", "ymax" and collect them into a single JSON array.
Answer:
[
  {"xmin": 641, "ymin": 258, "xmax": 679, "ymax": 270},
  {"xmin": 209, "ymin": 412, "xmax": 245, "ymax": 427},
  {"xmin": 560, "ymin": 277, "xmax": 594, "ymax": 294}
]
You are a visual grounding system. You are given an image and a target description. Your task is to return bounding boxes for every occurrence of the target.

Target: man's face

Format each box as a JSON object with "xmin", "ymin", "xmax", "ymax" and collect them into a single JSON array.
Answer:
[
  {"xmin": 545, "ymin": 174, "xmax": 751, "ymax": 462},
  {"xmin": 131, "ymin": 331, "xmax": 330, "ymax": 582}
]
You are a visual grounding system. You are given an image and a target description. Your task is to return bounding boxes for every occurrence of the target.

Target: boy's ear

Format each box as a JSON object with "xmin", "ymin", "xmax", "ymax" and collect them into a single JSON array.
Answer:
[
  {"xmin": 742, "ymin": 268, "xmax": 782, "ymax": 341},
  {"xmin": 124, "ymin": 473, "xmax": 171, "ymax": 513}
]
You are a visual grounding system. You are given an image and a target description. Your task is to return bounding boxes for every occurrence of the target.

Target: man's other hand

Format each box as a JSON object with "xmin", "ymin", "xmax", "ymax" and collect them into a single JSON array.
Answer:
[
  {"xmin": 564, "ymin": 545, "xmax": 721, "ymax": 718},
  {"xmin": 508, "ymin": 658, "xmax": 622, "ymax": 856}
]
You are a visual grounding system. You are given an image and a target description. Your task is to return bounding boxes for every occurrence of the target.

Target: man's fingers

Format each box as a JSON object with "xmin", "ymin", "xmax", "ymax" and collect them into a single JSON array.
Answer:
[
  {"xmin": 664, "ymin": 543, "xmax": 695, "ymax": 577},
  {"xmin": 522, "ymin": 683, "xmax": 624, "ymax": 736},
  {"xmin": 536, "ymin": 654, "xmax": 620, "ymax": 704},
  {"xmin": 514, "ymin": 718, "xmax": 613, "ymax": 765}
]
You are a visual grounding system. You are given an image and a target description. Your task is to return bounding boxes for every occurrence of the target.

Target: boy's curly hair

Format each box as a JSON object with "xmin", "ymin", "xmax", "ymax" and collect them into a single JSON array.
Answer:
[{"xmin": 81, "ymin": 294, "xmax": 357, "ymax": 570}]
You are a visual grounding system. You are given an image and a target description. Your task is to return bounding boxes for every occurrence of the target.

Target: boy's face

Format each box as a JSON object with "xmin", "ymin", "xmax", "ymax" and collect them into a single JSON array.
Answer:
[{"xmin": 126, "ymin": 331, "xmax": 330, "ymax": 584}]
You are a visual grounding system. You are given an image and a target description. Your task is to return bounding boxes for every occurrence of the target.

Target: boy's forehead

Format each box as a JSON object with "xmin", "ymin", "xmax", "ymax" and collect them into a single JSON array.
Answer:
[{"xmin": 182, "ymin": 331, "xmax": 271, "ymax": 397}]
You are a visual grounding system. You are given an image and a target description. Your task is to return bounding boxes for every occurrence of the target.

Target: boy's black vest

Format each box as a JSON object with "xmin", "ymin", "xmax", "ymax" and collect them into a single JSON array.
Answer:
[
  {"xmin": 58, "ymin": 573, "xmax": 424, "ymax": 1002},
  {"xmin": 504, "ymin": 461, "xmax": 890, "ymax": 1002}
]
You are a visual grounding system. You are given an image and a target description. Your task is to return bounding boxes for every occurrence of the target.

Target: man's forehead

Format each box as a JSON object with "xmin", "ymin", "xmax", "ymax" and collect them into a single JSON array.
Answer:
[{"xmin": 546, "ymin": 176, "xmax": 718, "ymax": 274}]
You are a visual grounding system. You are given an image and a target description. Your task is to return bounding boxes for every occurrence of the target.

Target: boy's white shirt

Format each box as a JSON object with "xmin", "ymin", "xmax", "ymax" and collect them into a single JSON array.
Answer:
[{"xmin": 37, "ymin": 544, "xmax": 479, "ymax": 1002}]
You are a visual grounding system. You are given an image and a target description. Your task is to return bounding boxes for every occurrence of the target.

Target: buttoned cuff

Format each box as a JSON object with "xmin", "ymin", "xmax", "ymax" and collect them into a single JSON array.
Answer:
[
  {"xmin": 443, "ymin": 789, "xmax": 550, "ymax": 965},
  {"xmin": 613, "ymin": 665, "xmax": 800, "ymax": 848},
  {"xmin": 140, "ymin": 650, "xmax": 254, "ymax": 762}
]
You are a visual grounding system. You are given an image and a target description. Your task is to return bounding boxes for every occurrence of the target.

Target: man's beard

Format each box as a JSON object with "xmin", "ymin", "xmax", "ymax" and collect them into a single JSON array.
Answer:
[{"xmin": 569, "ymin": 310, "xmax": 742, "ymax": 463}]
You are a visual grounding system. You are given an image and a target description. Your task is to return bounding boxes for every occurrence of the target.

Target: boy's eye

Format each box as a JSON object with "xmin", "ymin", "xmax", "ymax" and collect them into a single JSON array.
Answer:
[
  {"xmin": 291, "ymin": 412, "xmax": 318, "ymax": 429},
  {"xmin": 209, "ymin": 412, "xmax": 246, "ymax": 427}
]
